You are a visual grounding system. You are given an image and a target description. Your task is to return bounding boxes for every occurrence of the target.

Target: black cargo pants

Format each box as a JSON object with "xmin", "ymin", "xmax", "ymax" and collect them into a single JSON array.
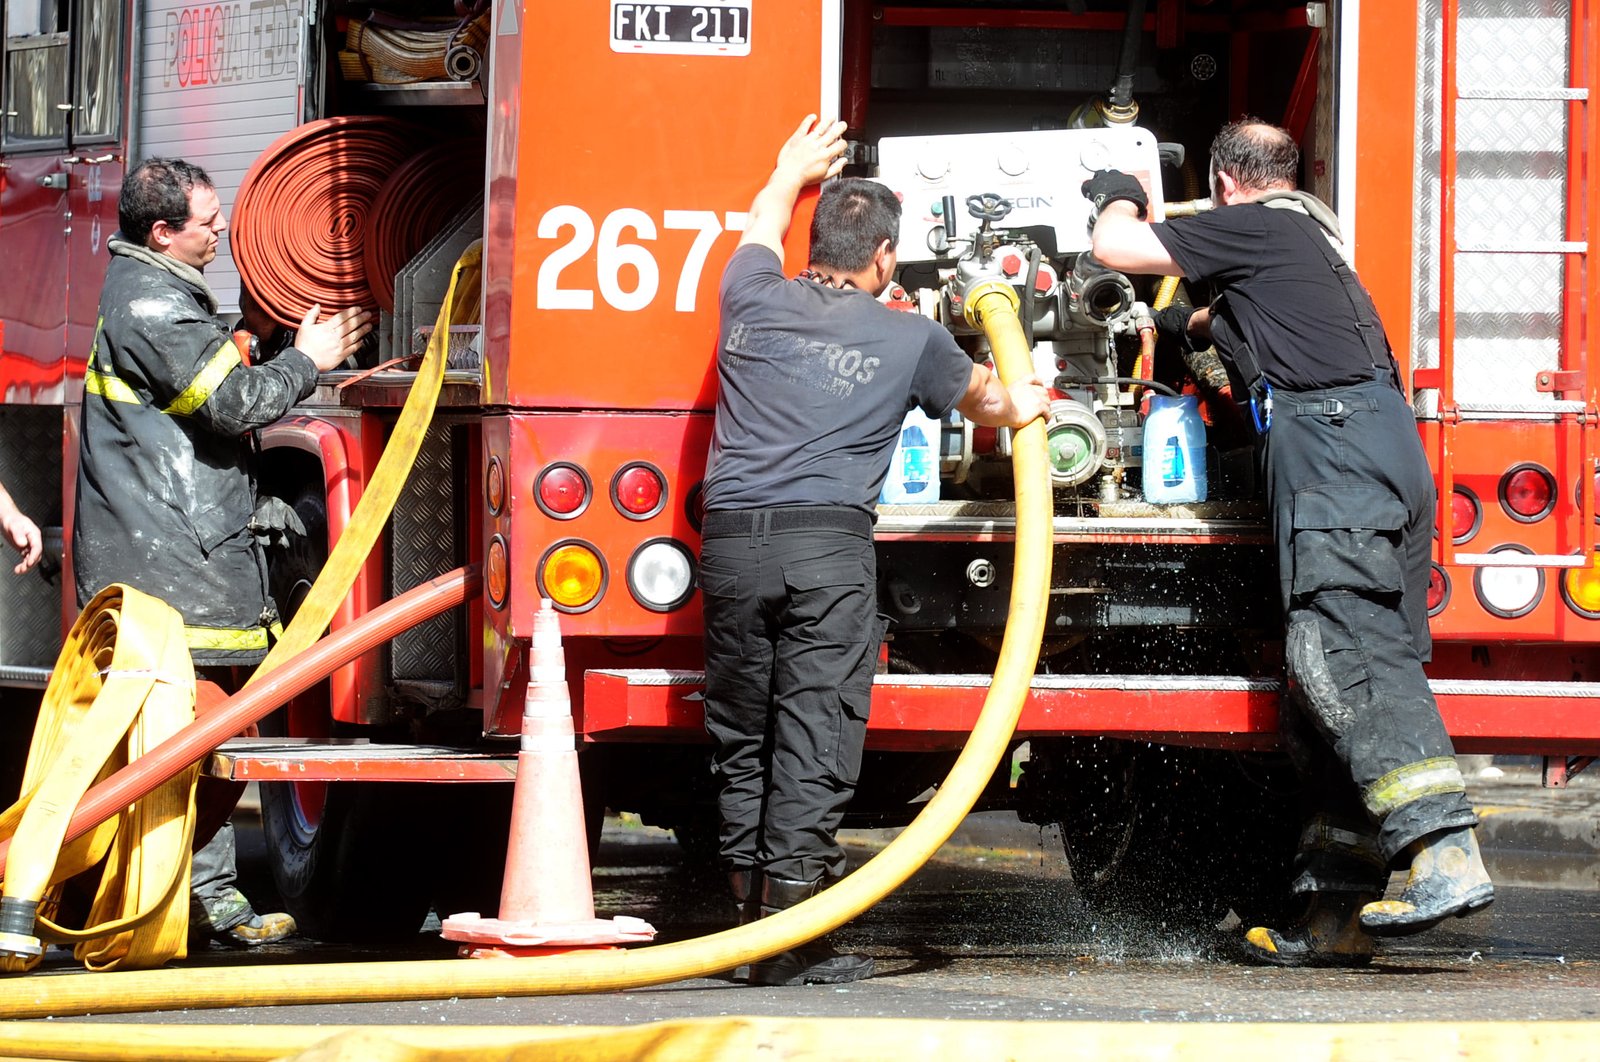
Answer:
[
  {"xmin": 1264, "ymin": 377, "xmax": 1478, "ymax": 893},
  {"xmin": 697, "ymin": 506, "xmax": 882, "ymax": 883}
]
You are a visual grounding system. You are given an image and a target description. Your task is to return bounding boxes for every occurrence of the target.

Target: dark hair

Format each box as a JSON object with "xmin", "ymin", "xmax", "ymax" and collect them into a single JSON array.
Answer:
[
  {"xmin": 807, "ymin": 178, "xmax": 901, "ymax": 273},
  {"xmin": 119, "ymin": 158, "xmax": 213, "ymax": 245},
  {"xmin": 1209, "ymin": 118, "xmax": 1298, "ymax": 191}
]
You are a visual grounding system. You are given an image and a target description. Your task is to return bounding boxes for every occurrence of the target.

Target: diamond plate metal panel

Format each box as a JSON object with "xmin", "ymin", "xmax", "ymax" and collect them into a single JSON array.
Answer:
[
  {"xmin": 1410, "ymin": 0, "xmax": 1571, "ymax": 411},
  {"xmin": 0, "ymin": 405, "xmax": 63, "ymax": 670},
  {"xmin": 389, "ymin": 423, "xmax": 462, "ymax": 683},
  {"xmin": 1457, "ymin": 12, "xmax": 1569, "ymax": 93}
]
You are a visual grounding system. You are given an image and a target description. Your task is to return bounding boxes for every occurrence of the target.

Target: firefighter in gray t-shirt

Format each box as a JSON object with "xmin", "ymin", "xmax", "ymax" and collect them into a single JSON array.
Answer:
[{"xmin": 700, "ymin": 115, "xmax": 1049, "ymax": 987}]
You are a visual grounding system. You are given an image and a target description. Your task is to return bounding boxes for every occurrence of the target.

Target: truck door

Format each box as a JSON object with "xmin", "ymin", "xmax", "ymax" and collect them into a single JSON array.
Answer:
[
  {"xmin": 488, "ymin": 0, "xmax": 842, "ymax": 410},
  {"xmin": 0, "ymin": 0, "xmax": 127, "ymax": 401}
]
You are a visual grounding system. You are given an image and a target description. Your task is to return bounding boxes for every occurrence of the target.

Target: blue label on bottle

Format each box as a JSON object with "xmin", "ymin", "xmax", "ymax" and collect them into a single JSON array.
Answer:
[
  {"xmin": 1161, "ymin": 437, "xmax": 1185, "ymax": 487},
  {"xmin": 901, "ymin": 425, "xmax": 930, "ymax": 492}
]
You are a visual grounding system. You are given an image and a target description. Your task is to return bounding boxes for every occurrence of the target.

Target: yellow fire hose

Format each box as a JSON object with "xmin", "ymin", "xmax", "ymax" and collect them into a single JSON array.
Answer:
[
  {"xmin": 0, "ymin": 586, "xmax": 197, "ymax": 972},
  {"xmin": 3, "ymin": 1018, "xmax": 1599, "ymax": 1062},
  {"xmin": 0, "ymin": 278, "xmax": 1049, "ymax": 1026},
  {"xmin": 0, "ymin": 246, "xmax": 481, "ymax": 970}
]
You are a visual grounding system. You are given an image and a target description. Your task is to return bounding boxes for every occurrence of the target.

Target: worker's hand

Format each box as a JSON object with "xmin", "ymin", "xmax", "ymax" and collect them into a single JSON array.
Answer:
[
  {"xmin": 295, "ymin": 304, "xmax": 373, "ymax": 372},
  {"xmin": 1081, "ymin": 169, "xmax": 1149, "ymax": 222},
  {"xmin": 250, "ymin": 495, "xmax": 307, "ymax": 552},
  {"xmin": 1005, "ymin": 373, "xmax": 1052, "ymax": 427},
  {"xmin": 1153, "ymin": 304, "xmax": 1198, "ymax": 349},
  {"xmin": 774, "ymin": 114, "xmax": 850, "ymax": 188},
  {"xmin": 1, "ymin": 506, "xmax": 42, "ymax": 575}
]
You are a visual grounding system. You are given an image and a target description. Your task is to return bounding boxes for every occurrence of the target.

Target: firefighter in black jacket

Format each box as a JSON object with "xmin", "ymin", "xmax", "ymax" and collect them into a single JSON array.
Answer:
[
  {"xmin": 1083, "ymin": 120, "xmax": 1493, "ymax": 967},
  {"xmin": 72, "ymin": 158, "xmax": 370, "ymax": 944}
]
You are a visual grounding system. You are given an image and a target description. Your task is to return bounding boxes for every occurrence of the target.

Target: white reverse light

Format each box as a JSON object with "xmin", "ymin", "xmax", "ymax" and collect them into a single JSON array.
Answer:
[
  {"xmin": 1473, "ymin": 547, "xmax": 1544, "ymax": 619},
  {"xmin": 628, "ymin": 539, "xmax": 695, "ymax": 612}
]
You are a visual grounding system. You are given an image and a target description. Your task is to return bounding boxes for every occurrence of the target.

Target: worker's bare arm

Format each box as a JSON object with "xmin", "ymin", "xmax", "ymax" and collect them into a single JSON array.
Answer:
[
  {"xmin": 953, "ymin": 363, "xmax": 1051, "ymax": 429},
  {"xmin": 738, "ymin": 115, "xmax": 849, "ymax": 256}
]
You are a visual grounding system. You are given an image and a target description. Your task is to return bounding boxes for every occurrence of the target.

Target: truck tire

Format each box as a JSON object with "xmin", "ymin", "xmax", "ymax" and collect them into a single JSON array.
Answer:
[
  {"xmin": 1024, "ymin": 739, "xmax": 1297, "ymax": 930},
  {"xmin": 258, "ymin": 482, "xmax": 434, "ymax": 942},
  {"xmin": 0, "ymin": 686, "xmax": 41, "ymax": 804}
]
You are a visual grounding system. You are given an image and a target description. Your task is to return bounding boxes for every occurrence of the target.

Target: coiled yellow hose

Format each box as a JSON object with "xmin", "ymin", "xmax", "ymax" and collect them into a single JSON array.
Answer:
[
  {"xmin": 0, "ymin": 586, "xmax": 197, "ymax": 972},
  {"xmin": 0, "ymin": 276, "xmax": 1052, "ymax": 1020}
]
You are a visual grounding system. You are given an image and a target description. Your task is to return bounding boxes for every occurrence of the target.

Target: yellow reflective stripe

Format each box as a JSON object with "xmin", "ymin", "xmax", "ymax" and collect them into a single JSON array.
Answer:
[
  {"xmin": 84, "ymin": 367, "xmax": 140, "ymax": 404},
  {"xmin": 1364, "ymin": 757, "xmax": 1466, "ymax": 816},
  {"xmin": 1298, "ymin": 820, "xmax": 1382, "ymax": 861},
  {"xmin": 87, "ymin": 315, "xmax": 103, "ymax": 368},
  {"xmin": 184, "ymin": 624, "xmax": 270, "ymax": 652},
  {"xmin": 163, "ymin": 341, "xmax": 242, "ymax": 416}
]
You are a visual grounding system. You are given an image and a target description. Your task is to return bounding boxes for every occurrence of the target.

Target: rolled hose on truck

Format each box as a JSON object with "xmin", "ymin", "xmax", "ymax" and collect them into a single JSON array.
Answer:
[{"xmin": 0, "ymin": 279, "xmax": 1053, "ymax": 1034}]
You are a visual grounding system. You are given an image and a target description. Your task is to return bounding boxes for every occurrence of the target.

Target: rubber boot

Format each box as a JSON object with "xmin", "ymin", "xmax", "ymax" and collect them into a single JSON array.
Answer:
[
  {"xmin": 189, "ymin": 887, "xmax": 296, "ymax": 947},
  {"xmin": 1241, "ymin": 891, "xmax": 1377, "ymax": 968},
  {"xmin": 746, "ymin": 875, "xmax": 874, "ymax": 987},
  {"xmin": 726, "ymin": 868, "xmax": 761, "ymax": 982},
  {"xmin": 1360, "ymin": 825, "xmax": 1494, "ymax": 937}
]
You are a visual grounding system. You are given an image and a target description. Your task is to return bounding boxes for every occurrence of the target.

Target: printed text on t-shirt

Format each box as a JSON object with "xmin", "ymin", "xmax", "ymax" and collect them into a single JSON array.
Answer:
[{"xmin": 726, "ymin": 321, "xmax": 880, "ymax": 400}]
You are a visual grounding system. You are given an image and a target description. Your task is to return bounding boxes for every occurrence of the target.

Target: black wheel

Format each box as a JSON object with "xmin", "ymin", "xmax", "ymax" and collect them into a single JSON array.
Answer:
[
  {"xmin": 426, "ymin": 784, "xmax": 513, "ymax": 919},
  {"xmin": 0, "ymin": 686, "xmax": 41, "ymax": 805},
  {"xmin": 668, "ymin": 810, "xmax": 722, "ymax": 873},
  {"xmin": 259, "ymin": 481, "xmax": 434, "ymax": 942},
  {"xmin": 1028, "ymin": 739, "xmax": 1298, "ymax": 929}
]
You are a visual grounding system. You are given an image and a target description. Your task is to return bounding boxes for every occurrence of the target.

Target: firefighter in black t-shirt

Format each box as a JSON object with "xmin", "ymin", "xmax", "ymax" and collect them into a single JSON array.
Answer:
[
  {"xmin": 1083, "ymin": 119, "xmax": 1493, "ymax": 967},
  {"xmin": 702, "ymin": 115, "xmax": 1049, "ymax": 986}
]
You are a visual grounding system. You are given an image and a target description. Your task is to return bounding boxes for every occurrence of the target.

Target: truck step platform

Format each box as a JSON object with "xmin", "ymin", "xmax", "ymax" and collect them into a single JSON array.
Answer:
[{"xmin": 204, "ymin": 737, "xmax": 516, "ymax": 782}]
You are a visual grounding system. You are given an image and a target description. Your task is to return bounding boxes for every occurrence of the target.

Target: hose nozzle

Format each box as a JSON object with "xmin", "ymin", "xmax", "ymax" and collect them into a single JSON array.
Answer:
[{"xmin": 0, "ymin": 896, "xmax": 42, "ymax": 960}]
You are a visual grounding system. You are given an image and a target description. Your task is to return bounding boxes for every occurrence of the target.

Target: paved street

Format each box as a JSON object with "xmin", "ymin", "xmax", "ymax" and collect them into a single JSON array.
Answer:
[{"xmin": 15, "ymin": 763, "xmax": 1597, "ymax": 1030}]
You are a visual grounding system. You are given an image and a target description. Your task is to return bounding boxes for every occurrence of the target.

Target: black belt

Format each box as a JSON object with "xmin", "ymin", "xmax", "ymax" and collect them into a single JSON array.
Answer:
[{"xmin": 702, "ymin": 506, "xmax": 872, "ymax": 540}]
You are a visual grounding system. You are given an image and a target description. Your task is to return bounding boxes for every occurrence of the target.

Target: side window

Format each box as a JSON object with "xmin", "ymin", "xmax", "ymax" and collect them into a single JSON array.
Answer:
[
  {"xmin": 1, "ymin": 0, "xmax": 122, "ymax": 153},
  {"xmin": 71, "ymin": 0, "xmax": 121, "ymax": 143},
  {"xmin": 2, "ymin": 1, "xmax": 69, "ymax": 152}
]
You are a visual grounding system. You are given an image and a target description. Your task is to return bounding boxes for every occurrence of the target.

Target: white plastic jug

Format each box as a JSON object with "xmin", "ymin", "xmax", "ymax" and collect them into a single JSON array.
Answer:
[
  {"xmin": 879, "ymin": 407, "xmax": 941, "ymax": 504},
  {"xmin": 1141, "ymin": 393, "xmax": 1207, "ymax": 504}
]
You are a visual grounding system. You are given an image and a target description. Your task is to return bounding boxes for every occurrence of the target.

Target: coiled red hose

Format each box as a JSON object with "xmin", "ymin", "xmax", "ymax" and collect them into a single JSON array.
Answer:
[
  {"xmin": 363, "ymin": 137, "xmax": 484, "ymax": 312},
  {"xmin": 232, "ymin": 116, "xmax": 421, "ymax": 327}
]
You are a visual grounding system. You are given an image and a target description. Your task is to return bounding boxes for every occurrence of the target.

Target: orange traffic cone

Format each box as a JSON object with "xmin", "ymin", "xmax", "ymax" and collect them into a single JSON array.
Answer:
[{"xmin": 441, "ymin": 599, "xmax": 656, "ymax": 957}]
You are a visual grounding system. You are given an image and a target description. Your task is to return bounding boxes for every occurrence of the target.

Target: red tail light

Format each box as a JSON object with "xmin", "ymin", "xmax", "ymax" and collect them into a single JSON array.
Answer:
[
  {"xmin": 1427, "ymin": 564, "xmax": 1449, "ymax": 617},
  {"xmin": 1501, "ymin": 464, "xmax": 1555, "ymax": 521},
  {"xmin": 536, "ymin": 463, "xmax": 590, "ymax": 518},
  {"xmin": 612, "ymin": 462, "xmax": 666, "ymax": 519},
  {"xmin": 1449, "ymin": 490, "xmax": 1480, "ymax": 544}
]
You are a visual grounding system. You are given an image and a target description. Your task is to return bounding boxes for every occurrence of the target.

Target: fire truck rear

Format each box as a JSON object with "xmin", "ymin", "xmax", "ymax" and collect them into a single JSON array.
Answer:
[{"xmin": 1, "ymin": 0, "xmax": 1597, "ymax": 940}]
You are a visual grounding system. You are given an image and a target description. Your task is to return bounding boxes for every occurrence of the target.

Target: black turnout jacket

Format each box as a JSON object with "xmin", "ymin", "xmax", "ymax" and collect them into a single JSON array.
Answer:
[{"xmin": 72, "ymin": 236, "xmax": 319, "ymax": 664}]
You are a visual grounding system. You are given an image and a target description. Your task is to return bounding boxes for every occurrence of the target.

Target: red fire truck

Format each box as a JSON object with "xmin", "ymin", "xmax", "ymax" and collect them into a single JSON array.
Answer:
[{"xmin": 2, "ymin": 0, "xmax": 1596, "ymax": 939}]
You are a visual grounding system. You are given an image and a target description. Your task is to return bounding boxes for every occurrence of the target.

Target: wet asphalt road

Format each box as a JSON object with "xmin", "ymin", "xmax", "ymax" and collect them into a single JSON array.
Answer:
[{"xmin": 23, "ymin": 764, "xmax": 1600, "ymax": 1027}]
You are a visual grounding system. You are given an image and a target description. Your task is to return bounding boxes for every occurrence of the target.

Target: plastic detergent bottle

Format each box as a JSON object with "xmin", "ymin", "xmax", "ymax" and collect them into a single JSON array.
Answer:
[
  {"xmin": 1141, "ymin": 393, "xmax": 1207, "ymax": 504},
  {"xmin": 879, "ymin": 407, "xmax": 940, "ymax": 504}
]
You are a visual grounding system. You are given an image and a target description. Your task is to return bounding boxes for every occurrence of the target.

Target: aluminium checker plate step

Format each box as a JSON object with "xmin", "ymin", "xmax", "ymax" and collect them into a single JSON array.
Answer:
[{"xmin": 204, "ymin": 737, "xmax": 516, "ymax": 782}]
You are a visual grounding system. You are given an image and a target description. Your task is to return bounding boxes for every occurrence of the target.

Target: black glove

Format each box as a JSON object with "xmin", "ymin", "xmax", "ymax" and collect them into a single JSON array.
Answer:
[
  {"xmin": 250, "ymin": 496, "xmax": 307, "ymax": 552},
  {"xmin": 1080, "ymin": 169, "xmax": 1149, "ymax": 220},
  {"xmin": 1153, "ymin": 304, "xmax": 1199, "ymax": 350}
]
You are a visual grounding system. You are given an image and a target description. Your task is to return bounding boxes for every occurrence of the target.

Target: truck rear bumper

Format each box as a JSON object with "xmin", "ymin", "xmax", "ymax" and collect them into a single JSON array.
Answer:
[{"xmin": 582, "ymin": 670, "xmax": 1600, "ymax": 755}]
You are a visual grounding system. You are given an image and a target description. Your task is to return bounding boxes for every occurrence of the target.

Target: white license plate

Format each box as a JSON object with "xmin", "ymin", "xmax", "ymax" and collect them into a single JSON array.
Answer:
[{"xmin": 610, "ymin": 1, "xmax": 752, "ymax": 57}]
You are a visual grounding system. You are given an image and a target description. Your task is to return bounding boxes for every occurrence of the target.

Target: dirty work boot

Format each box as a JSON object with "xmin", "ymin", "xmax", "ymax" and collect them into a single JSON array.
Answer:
[
  {"xmin": 726, "ymin": 867, "xmax": 762, "ymax": 981},
  {"xmin": 190, "ymin": 887, "xmax": 296, "ymax": 947},
  {"xmin": 1360, "ymin": 825, "xmax": 1494, "ymax": 937},
  {"xmin": 746, "ymin": 875, "xmax": 874, "ymax": 987},
  {"xmin": 1241, "ymin": 891, "xmax": 1377, "ymax": 968}
]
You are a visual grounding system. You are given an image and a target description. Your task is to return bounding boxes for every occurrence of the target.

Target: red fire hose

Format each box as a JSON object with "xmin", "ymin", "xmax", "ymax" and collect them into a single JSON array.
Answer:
[
  {"xmin": 364, "ymin": 137, "xmax": 484, "ymax": 312},
  {"xmin": 232, "ymin": 116, "xmax": 421, "ymax": 327},
  {"xmin": 0, "ymin": 566, "xmax": 479, "ymax": 879}
]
